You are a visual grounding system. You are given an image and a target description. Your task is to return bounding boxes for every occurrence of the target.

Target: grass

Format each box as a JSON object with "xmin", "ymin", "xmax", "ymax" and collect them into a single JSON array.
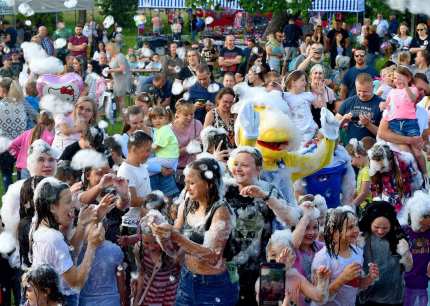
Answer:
[{"xmin": 0, "ymin": 9, "xmax": 193, "ymax": 203}]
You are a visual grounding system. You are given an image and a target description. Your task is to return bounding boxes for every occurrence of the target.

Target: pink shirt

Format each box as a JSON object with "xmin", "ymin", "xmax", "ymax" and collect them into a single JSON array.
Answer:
[
  {"xmin": 9, "ymin": 128, "xmax": 54, "ymax": 170},
  {"xmin": 384, "ymin": 86, "xmax": 419, "ymax": 121},
  {"xmin": 171, "ymin": 120, "xmax": 202, "ymax": 169}
]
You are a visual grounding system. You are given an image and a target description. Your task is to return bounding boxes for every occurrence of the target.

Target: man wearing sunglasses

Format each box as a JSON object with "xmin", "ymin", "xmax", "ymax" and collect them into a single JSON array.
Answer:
[
  {"xmin": 410, "ymin": 23, "xmax": 430, "ymax": 54},
  {"xmin": 339, "ymin": 46, "xmax": 378, "ymax": 100}
]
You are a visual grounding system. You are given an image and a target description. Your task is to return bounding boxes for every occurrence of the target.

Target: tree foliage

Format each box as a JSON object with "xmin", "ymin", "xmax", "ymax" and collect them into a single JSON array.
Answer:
[
  {"xmin": 96, "ymin": 0, "xmax": 137, "ymax": 27},
  {"xmin": 186, "ymin": 0, "xmax": 313, "ymax": 15}
]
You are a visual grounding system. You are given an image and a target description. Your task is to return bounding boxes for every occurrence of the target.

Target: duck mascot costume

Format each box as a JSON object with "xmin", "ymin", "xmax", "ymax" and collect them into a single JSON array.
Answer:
[{"xmin": 232, "ymin": 87, "xmax": 340, "ymax": 205}]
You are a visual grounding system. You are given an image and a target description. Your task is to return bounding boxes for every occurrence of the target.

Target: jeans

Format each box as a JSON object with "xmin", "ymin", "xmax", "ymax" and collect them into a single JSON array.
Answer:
[
  {"xmin": 175, "ymin": 266, "xmax": 239, "ymax": 306},
  {"xmin": 150, "ymin": 173, "xmax": 179, "ymax": 198},
  {"xmin": 404, "ymin": 288, "xmax": 427, "ymax": 306},
  {"xmin": 388, "ymin": 118, "xmax": 420, "ymax": 137},
  {"xmin": 0, "ymin": 151, "xmax": 15, "ymax": 192},
  {"xmin": 18, "ymin": 168, "xmax": 30, "ymax": 180},
  {"xmin": 64, "ymin": 294, "xmax": 79, "ymax": 306}
]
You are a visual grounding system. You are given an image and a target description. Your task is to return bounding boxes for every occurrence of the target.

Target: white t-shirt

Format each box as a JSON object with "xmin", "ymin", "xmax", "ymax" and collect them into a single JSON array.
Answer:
[
  {"xmin": 32, "ymin": 226, "xmax": 76, "ymax": 295},
  {"xmin": 417, "ymin": 97, "xmax": 430, "ymax": 136},
  {"xmin": 117, "ymin": 161, "xmax": 151, "ymax": 197},
  {"xmin": 283, "ymin": 91, "xmax": 318, "ymax": 142},
  {"xmin": 117, "ymin": 161, "xmax": 151, "ymax": 227},
  {"xmin": 311, "ymin": 246, "xmax": 364, "ymax": 306},
  {"xmin": 114, "ymin": 133, "xmax": 129, "ymax": 158}
]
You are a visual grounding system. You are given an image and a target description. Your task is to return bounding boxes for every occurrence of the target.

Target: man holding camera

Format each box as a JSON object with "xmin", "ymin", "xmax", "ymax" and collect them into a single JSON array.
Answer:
[
  {"xmin": 336, "ymin": 73, "xmax": 382, "ymax": 144},
  {"xmin": 297, "ymin": 42, "xmax": 332, "ymax": 81}
]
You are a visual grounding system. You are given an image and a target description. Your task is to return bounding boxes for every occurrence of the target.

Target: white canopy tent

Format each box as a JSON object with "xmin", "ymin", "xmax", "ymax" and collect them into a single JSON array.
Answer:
[
  {"xmin": 309, "ymin": 0, "xmax": 365, "ymax": 12},
  {"xmin": 138, "ymin": 0, "xmax": 242, "ymax": 10},
  {"xmin": 0, "ymin": 0, "xmax": 94, "ymax": 15}
]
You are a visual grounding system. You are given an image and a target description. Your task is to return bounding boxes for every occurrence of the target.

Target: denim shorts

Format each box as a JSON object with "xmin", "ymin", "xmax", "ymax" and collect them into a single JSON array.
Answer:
[
  {"xmin": 175, "ymin": 266, "xmax": 239, "ymax": 306},
  {"xmin": 388, "ymin": 119, "xmax": 420, "ymax": 137}
]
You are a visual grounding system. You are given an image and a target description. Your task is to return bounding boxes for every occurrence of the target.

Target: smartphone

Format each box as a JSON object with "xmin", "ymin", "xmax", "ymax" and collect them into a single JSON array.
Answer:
[{"xmin": 259, "ymin": 262, "xmax": 285, "ymax": 306}]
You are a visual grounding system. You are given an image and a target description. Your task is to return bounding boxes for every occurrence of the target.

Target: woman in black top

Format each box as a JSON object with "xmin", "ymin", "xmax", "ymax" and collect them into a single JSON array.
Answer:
[{"xmin": 152, "ymin": 157, "xmax": 239, "ymax": 306}]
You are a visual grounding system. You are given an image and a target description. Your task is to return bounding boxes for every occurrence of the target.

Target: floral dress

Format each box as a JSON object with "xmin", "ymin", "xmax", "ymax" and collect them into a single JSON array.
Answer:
[{"xmin": 211, "ymin": 108, "xmax": 236, "ymax": 148}]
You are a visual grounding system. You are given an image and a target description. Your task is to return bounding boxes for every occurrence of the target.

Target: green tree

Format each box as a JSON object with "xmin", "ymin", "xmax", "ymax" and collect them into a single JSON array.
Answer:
[
  {"xmin": 96, "ymin": 0, "xmax": 137, "ymax": 27},
  {"xmin": 186, "ymin": 0, "xmax": 313, "ymax": 36}
]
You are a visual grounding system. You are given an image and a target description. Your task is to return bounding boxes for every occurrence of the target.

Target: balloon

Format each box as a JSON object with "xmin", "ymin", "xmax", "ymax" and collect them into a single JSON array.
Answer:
[
  {"xmin": 208, "ymin": 83, "xmax": 220, "ymax": 93},
  {"xmin": 205, "ymin": 16, "xmax": 214, "ymax": 25},
  {"xmin": 18, "ymin": 3, "xmax": 34, "ymax": 17},
  {"xmin": 36, "ymin": 73, "xmax": 84, "ymax": 104},
  {"xmin": 172, "ymin": 80, "xmax": 184, "ymax": 95},
  {"xmin": 64, "ymin": 0, "xmax": 78, "ymax": 8},
  {"xmin": 54, "ymin": 38, "xmax": 67, "ymax": 49},
  {"xmin": 103, "ymin": 15, "xmax": 115, "ymax": 29}
]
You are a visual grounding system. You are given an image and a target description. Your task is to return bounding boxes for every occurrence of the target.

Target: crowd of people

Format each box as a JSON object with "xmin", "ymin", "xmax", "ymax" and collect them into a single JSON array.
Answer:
[{"xmin": 1, "ymin": 10, "xmax": 430, "ymax": 306}]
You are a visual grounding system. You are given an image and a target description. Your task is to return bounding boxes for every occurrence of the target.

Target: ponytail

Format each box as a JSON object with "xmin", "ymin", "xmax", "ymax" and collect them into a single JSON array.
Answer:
[{"xmin": 30, "ymin": 111, "xmax": 54, "ymax": 145}]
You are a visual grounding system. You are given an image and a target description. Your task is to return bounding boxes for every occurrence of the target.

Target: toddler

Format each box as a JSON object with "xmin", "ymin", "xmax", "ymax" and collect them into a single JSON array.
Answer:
[
  {"xmin": 346, "ymin": 138, "xmax": 372, "ymax": 210},
  {"xmin": 311, "ymin": 207, "xmax": 379, "ymax": 306},
  {"xmin": 283, "ymin": 70, "xmax": 319, "ymax": 145},
  {"xmin": 374, "ymin": 66, "xmax": 394, "ymax": 100},
  {"xmin": 148, "ymin": 106, "xmax": 179, "ymax": 171},
  {"xmin": 256, "ymin": 229, "xmax": 330, "ymax": 306},
  {"xmin": 384, "ymin": 66, "xmax": 427, "ymax": 178}
]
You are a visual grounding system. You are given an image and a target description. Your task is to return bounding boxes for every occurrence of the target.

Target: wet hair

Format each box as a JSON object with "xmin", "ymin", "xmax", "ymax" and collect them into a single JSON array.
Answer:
[
  {"xmin": 18, "ymin": 176, "xmax": 45, "ymax": 267},
  {"xmin": 20, "ymin": 176, "xmax": 46, "ymax": 220},
  {"xmin": 55, "ymin": 160, "xmax": 81, "ymax": 185},
  {"xmin": 359, "ymin": 201, "xmax": 405, "ymax": 255},
  {"xmin": 127, "ymin": 130, "xmax": 153, "ymax": 150},
  {"xmin": 345, "ymin": 138, "xmax": 367, "ymax": 156},
  {"xmin": 323, "ymin": 207, "xmax": 357, "ymax": 258},
  {"xmin": 215, "ymin": 87, "xmax": 235, "ymax": 106},
  {"xmin": 229, "ymin": 146, "xmax": 263, "ymax": 168},
  {"xmin": 83, "ymin": 126, "xmax": 105, "ymax": 150},
  {"xmin": 200, "ymin": 126, "xmax": 228, "ymax": 152},
  {"xmin": 104, "ymin": 136, "xmax": 123, "ymax": 157},
  {"xmin": 33, "ymin": 178, "xmax": 69, "ymax": 231},
  {"xmin": 24, "ymin": 264, "xmax": 64, "ymax": 304},
  {"xmin": 184, "ymin": 157, "xmax": 223, "ymax": 213},
  {"xmin": 27, "ymin": 140, "xmax": 58, "ymax": 177}
]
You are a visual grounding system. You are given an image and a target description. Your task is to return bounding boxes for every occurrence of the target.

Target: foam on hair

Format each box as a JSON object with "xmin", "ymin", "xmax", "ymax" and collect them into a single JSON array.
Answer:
[
  {"xmin": 70, "ymin": 149, "xmax": 108, "ymax": 170},
  {"xmin": 0, "ymin": 136, "xmax": 11, "ymax": 154},
  {"xmin": 29, "ymin": 56, "xmax": 64, "ymax": 75},
  {"xmin": 40, "ymin": 94, "xmax": 73, "ymax": 114},
  {"xmin": 27, "ymin": 140, "xmax": 58, "ymax": 176},
  {"xmin": 401, "ymin": 190, "xmax": 430, "ymax": 231}
]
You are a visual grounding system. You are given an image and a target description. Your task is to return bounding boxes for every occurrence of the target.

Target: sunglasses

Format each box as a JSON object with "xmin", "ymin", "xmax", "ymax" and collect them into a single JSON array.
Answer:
[
  {"xmin": 417, "ymin": 28, "xmax": 426, "ymax": 32},
  {"xmin": 354, "ymin": 54, "xmax": 365, "ymax": 57}
]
